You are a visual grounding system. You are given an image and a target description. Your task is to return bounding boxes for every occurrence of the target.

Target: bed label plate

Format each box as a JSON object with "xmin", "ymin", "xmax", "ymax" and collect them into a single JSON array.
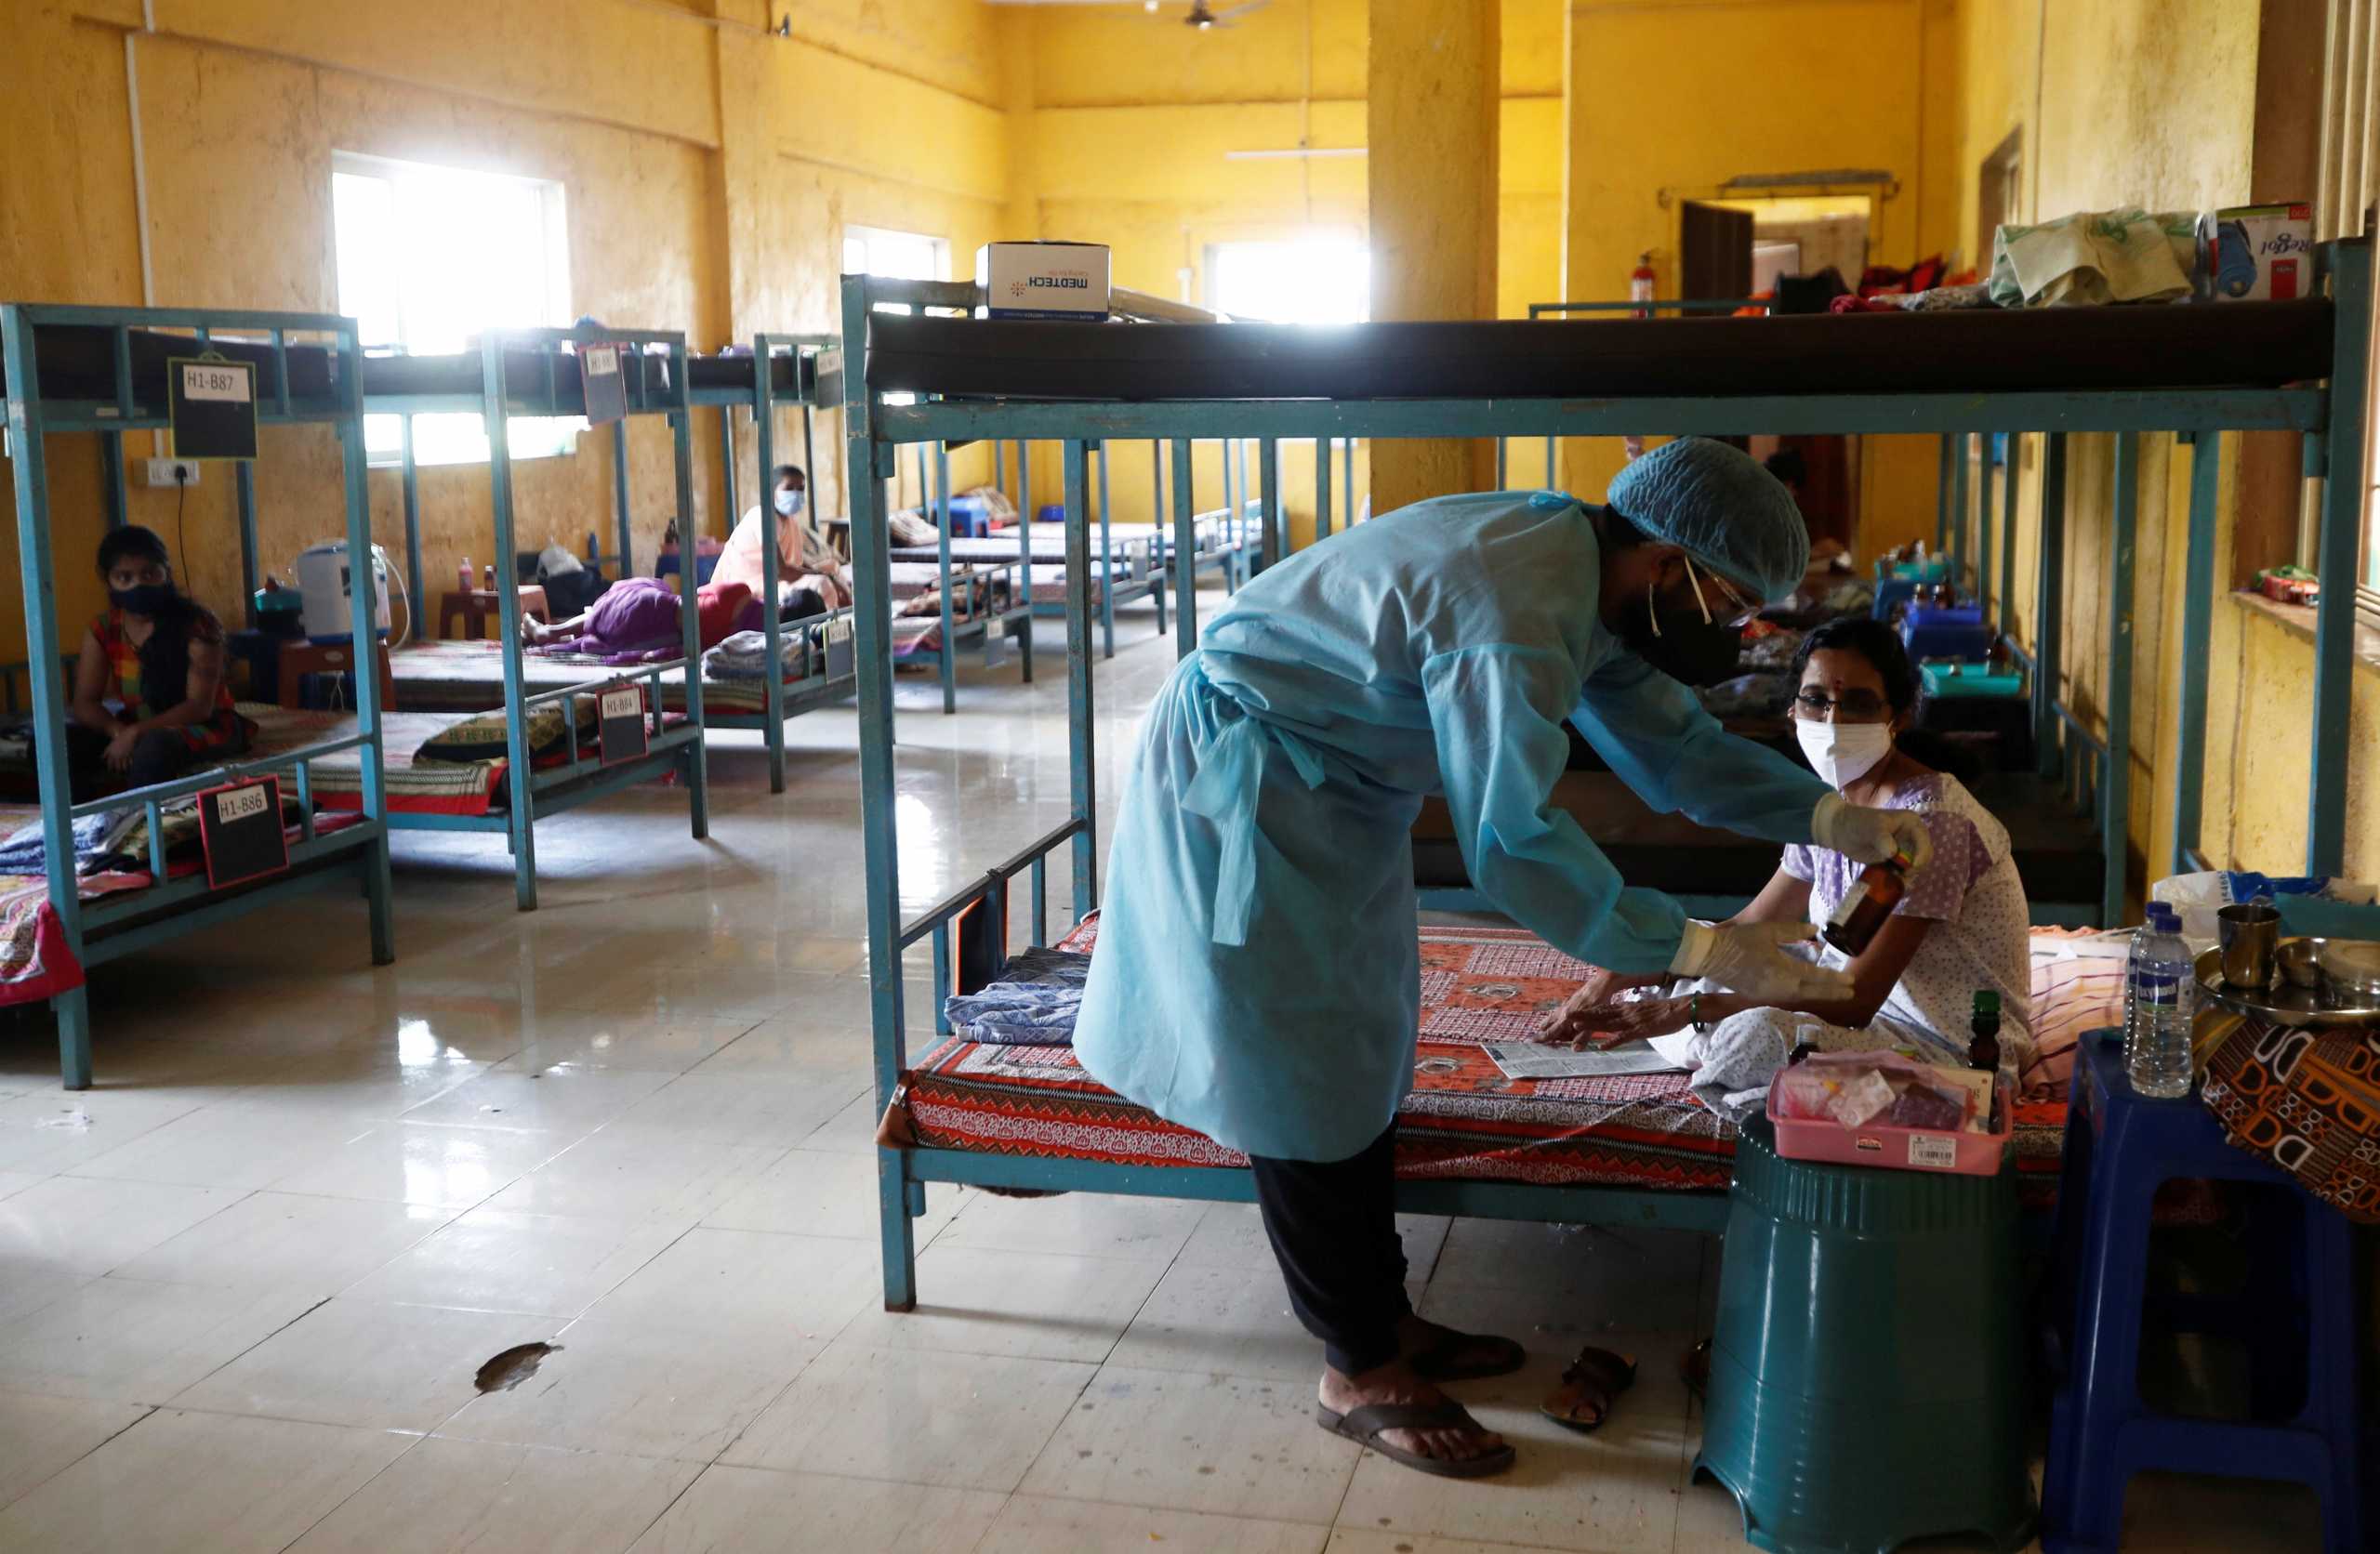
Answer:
[
  {"xmin": 198, "ymin": 774, "xmax": 286, "ymax": 889},
  {"xmin": 598, "ymin": 684, "xmax": 647, "ymax": 765},
  {"xmin": 167, "ymin": 355, "xmax": 258, "ymax": 461},
  {"xmin": 581, "ymin": 343, "xmax": 627, "ymax": 424}
]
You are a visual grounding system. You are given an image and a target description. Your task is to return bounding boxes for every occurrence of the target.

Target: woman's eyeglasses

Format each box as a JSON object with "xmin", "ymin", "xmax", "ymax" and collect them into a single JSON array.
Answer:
[{"xmin": 1793, "ymin": 688, "xmax": 1890, "ymax": 721}]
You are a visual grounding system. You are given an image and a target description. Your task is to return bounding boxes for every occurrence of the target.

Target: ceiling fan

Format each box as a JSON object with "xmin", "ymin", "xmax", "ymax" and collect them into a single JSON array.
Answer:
[{"xmin": 1146, "ymin": 0, "xmax": 1271, "ymax": 30}]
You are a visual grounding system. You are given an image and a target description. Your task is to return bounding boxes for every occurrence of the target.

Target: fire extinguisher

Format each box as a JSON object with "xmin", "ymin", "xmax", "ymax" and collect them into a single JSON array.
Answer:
[{"xmin": 1623, "ymin": 252, "xmax": 1656, "ymax": 459}]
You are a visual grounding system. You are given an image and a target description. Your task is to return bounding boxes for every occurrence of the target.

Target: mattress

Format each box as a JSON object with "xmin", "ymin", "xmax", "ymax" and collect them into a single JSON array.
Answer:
[
  {"xmin": 0, "ymin": 706, "xmax": 510, "ymax": 817},
  {"xmin": 361, "ymin": 347, "xmax": 673, "ymax": 409},
  {"xmin": 686, "ymin": 352, "xmax": 800, "ymax": 395},
  {"xmin": 1412, "ymin": 769, "xmax": 2106, "ymax": 911},
  {"xmin": 391, "ymin": 639, "xmax": 828, "ymax": 718},
  {"xmin": 0, "ymin": 324, "xmax": 337, "ymax": 405},
  {"xmin": 891, "ymin": 917, "xmax": 2088, "ymax": 1205},
  {"xmin": 0, "ymin": 796, "xmax": 369, "ymax": 1007},
  {"xmin": 888, "ymin": 560, "xmax": 966, "ymax": 600},
  {"xmin": 685, "ymin": 349, "xmax": 838, "ymax": 405},
  {"xmin": 866, "ymin": 302, "xmax": 2336, "ymax": 402},
  {"xmin": 890, "ymin": 533, "xmax": 1161, "ymax": 565},
  {"xmin": 244, "ymin": 705, "xmax": 510, "ymax": 816}
]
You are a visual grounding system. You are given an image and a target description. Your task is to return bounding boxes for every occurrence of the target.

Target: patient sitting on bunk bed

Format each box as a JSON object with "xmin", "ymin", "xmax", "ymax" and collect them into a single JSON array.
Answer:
[
  {"xmin": 65, "ymin": 525, "xmax": 254, "ymax": 801},
  {"xmin": 1532, "ymin": 618, "xmax": 2036, "ymax": 1435},
  {"xmin": 714, "ymin": 464, "xmax": 852, "ymax": 611},
  {"xmin": 1537, "ymin": 616, "xmax": 2033, "ymax": 1120},
  {"xmin": 528, "ymin": 468, "xmax": 838, "ymax": 664}
]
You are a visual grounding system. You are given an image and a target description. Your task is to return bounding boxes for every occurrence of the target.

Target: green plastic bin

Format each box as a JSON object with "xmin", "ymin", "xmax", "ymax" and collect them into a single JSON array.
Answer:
[
  {"xmin": 1919, "ymin": 659, "xmax": 2024, "ymax": 700},
  {"xmin": 1693, "ymin": 1116, "xmax": 2037, "ymax": 1554}
]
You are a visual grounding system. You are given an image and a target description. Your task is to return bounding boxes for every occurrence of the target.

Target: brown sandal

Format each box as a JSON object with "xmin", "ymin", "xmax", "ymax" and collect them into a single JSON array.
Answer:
[
  {"xmin": 1316, "ymin": 1400, "xmax": 1516, "ymax": 1479},
  {"xmin": 1539, "ymin": 1345, "xmax": 1638, "ymax": 1432}
]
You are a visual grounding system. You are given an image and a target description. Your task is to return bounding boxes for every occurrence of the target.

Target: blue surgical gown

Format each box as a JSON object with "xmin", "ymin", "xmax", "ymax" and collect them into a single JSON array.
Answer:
[{"xmin": 1072, "ymin": 491, "xmax": 1831, "ymax": 1163}]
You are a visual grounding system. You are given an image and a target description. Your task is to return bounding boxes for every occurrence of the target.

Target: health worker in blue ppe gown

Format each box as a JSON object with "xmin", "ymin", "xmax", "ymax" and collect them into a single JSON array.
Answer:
[{"xmin": 1074, "ymin": 438, "xmax": 1934, "ymax": 1480}]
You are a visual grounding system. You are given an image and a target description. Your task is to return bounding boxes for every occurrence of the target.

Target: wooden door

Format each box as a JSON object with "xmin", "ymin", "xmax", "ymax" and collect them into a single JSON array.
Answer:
[{"xmin": 1679, "ymin": 202, "xmax": 1754, "ymax": 301}]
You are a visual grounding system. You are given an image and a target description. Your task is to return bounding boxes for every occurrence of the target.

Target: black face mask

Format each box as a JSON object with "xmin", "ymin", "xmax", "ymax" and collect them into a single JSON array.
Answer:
[
  {"xmin": 1619, "ymin": 584, "xmax": 1744, "ymax": 687},
  {"xmin": 110, "ymin": 584, "xmax": 178, "ymax": 617}
]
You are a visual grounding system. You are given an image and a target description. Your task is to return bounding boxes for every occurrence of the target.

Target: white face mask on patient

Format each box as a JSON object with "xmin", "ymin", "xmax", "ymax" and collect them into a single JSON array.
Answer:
[
  {"xmin": 1795, "ymin": 719, "xmax": 1893, "ymax": 790},
  {"xmin": 774, "ymin": 488, "xmax": 805, "ymax": 518}
]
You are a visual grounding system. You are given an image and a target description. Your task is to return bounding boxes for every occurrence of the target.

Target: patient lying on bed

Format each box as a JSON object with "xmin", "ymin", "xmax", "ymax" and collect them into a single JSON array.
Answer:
[
  {"xmin": 1538, "ymin": 617, "xmax": 2032, "ymax": 1121},
  {"xmin": 523, "ymin": 577, "xmax": 760, "ymax": 662}
]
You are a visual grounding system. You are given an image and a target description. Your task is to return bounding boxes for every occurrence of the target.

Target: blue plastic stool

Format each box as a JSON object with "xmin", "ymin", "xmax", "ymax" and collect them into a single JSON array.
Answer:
[{"xmin": 2042, "ymin": 1031, "xmax": 2366, "ymax": 1553}]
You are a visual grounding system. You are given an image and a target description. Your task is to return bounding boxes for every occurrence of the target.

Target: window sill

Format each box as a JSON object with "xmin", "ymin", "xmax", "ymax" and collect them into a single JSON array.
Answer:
[{"xmin": 2228, "ymin": 589, "xmax": 2380, "ymax": 676}]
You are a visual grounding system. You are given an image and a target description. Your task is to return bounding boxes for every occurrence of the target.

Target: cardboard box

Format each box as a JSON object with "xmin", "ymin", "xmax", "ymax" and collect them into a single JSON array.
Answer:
[
  {"xmin": 2202, "ymin": 204, "xmax": 2315, "ymax": 301},
  {"xmin": 977, "ymin": 242, "xmax": 1111, "ymax": 321}
]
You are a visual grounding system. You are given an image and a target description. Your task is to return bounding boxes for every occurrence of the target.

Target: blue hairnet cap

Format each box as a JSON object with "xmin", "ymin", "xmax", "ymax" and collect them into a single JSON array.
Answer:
[{"xmin": 1604, "ymin": 437, "xmax": 1808, "ymax": 603}]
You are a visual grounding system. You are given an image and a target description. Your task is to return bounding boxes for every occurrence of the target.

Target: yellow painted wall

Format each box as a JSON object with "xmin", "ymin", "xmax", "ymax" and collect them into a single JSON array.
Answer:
[
  {"xmin": 1557, "ymin": 0, "xmax": 1962, "ymax": 553},
  {"xmin": 0, "ymin": 0, "xmax": 1005, "ymax": 664},
  {"xmin": 1945, "ymin": 0, "xmax": 2378, "ymax": 903},
  {"xmin": 1004, "ymin": 0, "xmax": 1564, "ymax": 539}
]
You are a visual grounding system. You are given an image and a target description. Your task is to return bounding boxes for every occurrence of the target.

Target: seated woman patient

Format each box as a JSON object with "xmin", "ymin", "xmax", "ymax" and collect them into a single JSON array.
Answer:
[
  {"xmin": 714, "ymin": 464, "xmax": 850, "ymax": 612},
  {"xmin": 1540, "ymin": 615, "xmax": 2033, "ymax": 1113},
  {"xmin": 67, "ymin": 525, "xmax": 254, "ymax": 801},
  {"xmin": 1531, "ymin": 616, "xmax": 2032, "ymax": 1433}
]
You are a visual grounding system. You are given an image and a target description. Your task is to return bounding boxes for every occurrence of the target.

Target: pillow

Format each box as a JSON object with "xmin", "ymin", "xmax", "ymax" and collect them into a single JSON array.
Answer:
[
  {"xmin": 2022, "ymin": 929, "xmax": 2132, "ymax": 1099},
  {"xmin": 416, "ymin": 696, "xmax": 601, "ymax": 765}
]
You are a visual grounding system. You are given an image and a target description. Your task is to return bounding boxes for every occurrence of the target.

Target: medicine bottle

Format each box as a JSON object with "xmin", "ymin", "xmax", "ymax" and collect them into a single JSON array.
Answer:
[{"xmin": 1821, "ymin": 848, "xmax": 1911, "ymax": 956}]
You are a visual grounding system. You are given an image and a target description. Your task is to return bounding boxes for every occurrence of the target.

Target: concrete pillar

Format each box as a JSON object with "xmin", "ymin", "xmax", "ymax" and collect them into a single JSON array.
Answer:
[{"xmin": 1367, "ymin": 0, "xmax": 1499, "ymax": 516}]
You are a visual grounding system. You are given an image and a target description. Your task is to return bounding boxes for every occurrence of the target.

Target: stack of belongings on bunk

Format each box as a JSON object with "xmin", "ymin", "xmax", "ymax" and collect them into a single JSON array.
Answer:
[
  {"xmin": 1754, "ymin": 202, "xmax": 2307, "ymax": 319},
  {"xmin": 0, "ymin": 803, "xmax": 213, "ymax": 879},
  {"xmin": 702, "ymin": 626, "xmax": 809, "ymax": 686},
  {"xmin": 943, "ymin": 944, "xmax": 1091, "ymax": 1046}
]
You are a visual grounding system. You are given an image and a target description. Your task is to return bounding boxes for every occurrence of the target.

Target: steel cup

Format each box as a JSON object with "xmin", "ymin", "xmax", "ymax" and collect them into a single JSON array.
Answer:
[{"xmin": 2216, "ymin": 902, "xmax": 2282, "ymax": 991}]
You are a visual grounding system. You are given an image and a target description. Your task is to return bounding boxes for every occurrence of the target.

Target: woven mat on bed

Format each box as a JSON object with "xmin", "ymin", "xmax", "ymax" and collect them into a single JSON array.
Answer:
[
  {"xmin": 895, "ymin": 917, "xmax": 2091, "ymax": 1202},
  {"xmin": 242, "ymin": 705, "xmax": 508, "ymax": 815},
  {"xmin": 395, "ymin": 641, "xmax": 800, "ymax": 715}
]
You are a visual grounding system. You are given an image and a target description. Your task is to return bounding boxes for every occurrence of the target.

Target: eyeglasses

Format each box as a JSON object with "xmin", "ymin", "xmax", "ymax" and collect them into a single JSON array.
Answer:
[
  {"xmin": 1682, "ymin": 555, "xmax": 1761, "ymax": 628},
  {"xmin": 1793, "ymin": 688, "xmax": 1892, "ymax": 722}
]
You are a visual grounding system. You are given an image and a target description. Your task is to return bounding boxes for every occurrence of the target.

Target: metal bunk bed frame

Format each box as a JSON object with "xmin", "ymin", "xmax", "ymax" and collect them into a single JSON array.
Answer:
[
  {"xmin": 684, "ymin": 334, "xmax": 857, "ymax": 792},
  {"xmin": 1, "ymin": 304, "xmax": 397, "ymax": 1088},
  {"xmin": 360, "ymin": 327, "xmax": 708, "ymax": 911},
  {"xmin": 848, "ymin": 250, "xmax": 2368, "ymax": 1309}
]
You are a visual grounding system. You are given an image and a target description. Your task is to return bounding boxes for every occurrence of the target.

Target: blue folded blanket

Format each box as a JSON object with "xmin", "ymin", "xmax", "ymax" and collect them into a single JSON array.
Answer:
[
  {"xmin": 943, "ymin": 945, "xmax": 1091, "ymax": 1045},
  {"xmin": 0, "ymin": 809, "xmax": 135, "ymax": 877}
]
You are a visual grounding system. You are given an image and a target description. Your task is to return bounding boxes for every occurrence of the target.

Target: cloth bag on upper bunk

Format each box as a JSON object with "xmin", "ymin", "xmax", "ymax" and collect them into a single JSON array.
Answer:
[{"xmin": 1989, "ymin": 209, "xmax": 2199, "ymax": 308}]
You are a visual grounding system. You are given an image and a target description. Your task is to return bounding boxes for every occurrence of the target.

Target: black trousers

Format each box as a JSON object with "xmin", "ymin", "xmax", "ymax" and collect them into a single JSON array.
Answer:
[
  {"xmin": 64, "ymin": 724, "xmax": 201, "ymax": 803},
  {"xmin": 1249, "ymin": 1122, "xmax": 1412, "ymax": 1376}
]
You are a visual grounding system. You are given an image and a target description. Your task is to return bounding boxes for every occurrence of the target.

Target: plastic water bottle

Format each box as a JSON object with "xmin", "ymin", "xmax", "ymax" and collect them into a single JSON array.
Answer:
[{"xmin": 2124, "ymin": 902, "xmax": 2195, "ymax": 1099}]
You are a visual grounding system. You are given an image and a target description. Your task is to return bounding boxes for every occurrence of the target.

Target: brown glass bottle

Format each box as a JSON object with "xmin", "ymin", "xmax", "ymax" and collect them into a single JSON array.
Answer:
[
  {"xmin": 1821, "ymin": 849, "xmax": 1910, "ymax": 956},
  {"xmin": 1967, "ymin": 990, "xmax": 2002, "ymax": 1073}
]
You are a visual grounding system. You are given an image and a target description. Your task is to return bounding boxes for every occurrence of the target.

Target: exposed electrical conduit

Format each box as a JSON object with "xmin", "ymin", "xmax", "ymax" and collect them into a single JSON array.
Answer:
[{"xmin": 128, "ymin": 1, "xmax": 158, "ymax": 451}]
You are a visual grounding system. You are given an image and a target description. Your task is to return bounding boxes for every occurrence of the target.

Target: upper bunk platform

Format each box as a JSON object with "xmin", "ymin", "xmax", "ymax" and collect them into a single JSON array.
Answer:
[
  {"xmin": 0, "ymin": 315, "xmax": 345, "ymax": 428},
  {"xmin": 857, "ymin": 298, "xmax": 2342, "ymax": 441},
  {"xmin": 363, "ymin": 339, "xmax": 840, "ymax": 415},
  {"xmin": 867, "ymin": 300, "xmax": 2331, "ymax": 400},
  {"xmin": 0, "ymin": 314, "xmax": 825, "ymax": 426}
]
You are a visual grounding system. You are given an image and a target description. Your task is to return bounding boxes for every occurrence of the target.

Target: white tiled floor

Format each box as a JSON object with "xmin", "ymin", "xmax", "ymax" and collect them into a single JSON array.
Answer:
[{"xmin": 0, "ymin": 599, "xmax": 2333, "ymax": 1550}]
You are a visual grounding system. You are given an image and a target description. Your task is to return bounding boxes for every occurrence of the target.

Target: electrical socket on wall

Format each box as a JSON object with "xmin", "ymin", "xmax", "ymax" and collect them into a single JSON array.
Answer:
[{"xmin": 142, "ymin": 459, "xmax": 201, "ymax": 487}]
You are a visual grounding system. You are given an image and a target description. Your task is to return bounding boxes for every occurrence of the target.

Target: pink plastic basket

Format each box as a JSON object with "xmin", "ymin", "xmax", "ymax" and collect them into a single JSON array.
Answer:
[{"xmin": 1765, "ymin": 1078, "xmax": 2013, "ymax": 1176}]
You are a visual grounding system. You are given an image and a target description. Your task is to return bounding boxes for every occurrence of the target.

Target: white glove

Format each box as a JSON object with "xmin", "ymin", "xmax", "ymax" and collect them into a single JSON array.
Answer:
[
  {"xmin": 1669, "ymin": 919, "xmax": 1854, "ymax": 1005},
  {"xmin": 1811, "ymin": 791, "xmax": 1934, "ymax": 874}
]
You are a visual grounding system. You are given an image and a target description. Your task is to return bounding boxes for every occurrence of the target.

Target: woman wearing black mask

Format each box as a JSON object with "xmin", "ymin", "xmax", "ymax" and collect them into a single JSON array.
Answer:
[{"xmin": 66, "ymin": 526, "xmax": 253, "ymax": 800}]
